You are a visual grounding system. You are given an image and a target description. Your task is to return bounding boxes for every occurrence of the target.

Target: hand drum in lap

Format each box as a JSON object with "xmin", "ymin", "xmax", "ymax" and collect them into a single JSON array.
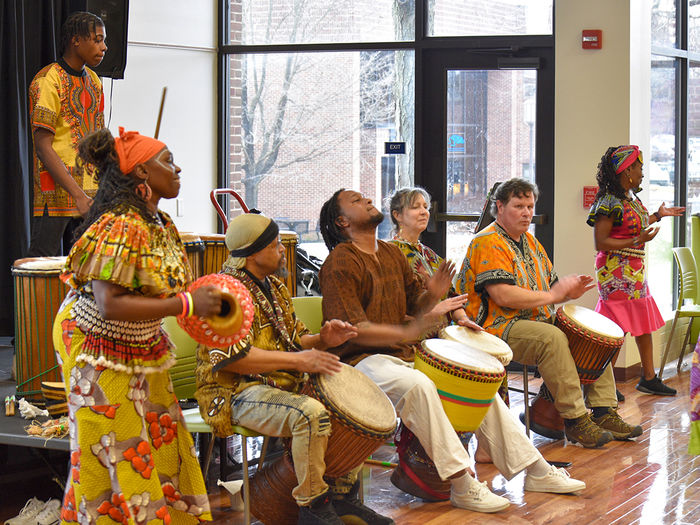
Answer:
[
  {"xmin": 301, "ymin": 362, "xmax": 397, "ymax": 478},
  {"xmin": 415, "ymin": 338, "xmax": 505, "ymax": 432},
  {"xmin": 12, "ymin": 257, "xmax": 68, "ymax": 399},
  {"xmin": 554, "ymin": 304, "xmax": 624, "ymax": 383}
]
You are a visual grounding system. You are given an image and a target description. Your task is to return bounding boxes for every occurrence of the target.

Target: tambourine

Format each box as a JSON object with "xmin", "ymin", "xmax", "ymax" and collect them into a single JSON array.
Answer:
[{"xmin": 177, "ymin": 273, "xmax": 255, "ymax": 347}]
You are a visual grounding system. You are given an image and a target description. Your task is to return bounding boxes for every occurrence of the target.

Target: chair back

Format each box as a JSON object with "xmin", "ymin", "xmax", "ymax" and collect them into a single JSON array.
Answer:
[
  {"xmin": 673, "ymin": 247, "xmax": 699, "ymax": 308},
  {"xmin": 291, "ymin": 295, "xmax": 323, "ymax": 334},
  {"xmin": 162, "ymin": 316, "xmax": 199, "ymax": 399}
]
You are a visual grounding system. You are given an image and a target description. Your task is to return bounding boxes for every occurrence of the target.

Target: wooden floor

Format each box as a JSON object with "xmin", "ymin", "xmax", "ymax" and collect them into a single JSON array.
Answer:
[{"xmin": 1, "ymin": 358, "xmax": 698, "ymax": 525}]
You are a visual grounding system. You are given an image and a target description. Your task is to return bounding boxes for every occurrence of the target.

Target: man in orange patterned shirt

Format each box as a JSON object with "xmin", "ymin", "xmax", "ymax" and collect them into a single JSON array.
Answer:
[
  {"xmin": 27, "ymin": 11, "xmax": 107, "ymax": 256},
  {"xmin": 457, "ymin": 178, "xmax": 641, "ymax": 448}
]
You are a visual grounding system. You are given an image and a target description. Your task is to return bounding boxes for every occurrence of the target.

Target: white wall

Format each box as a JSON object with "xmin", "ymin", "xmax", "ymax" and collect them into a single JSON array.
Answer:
[
  {"xmin": 554, "ymin": 0, "xmax": 652, "ymax": 368},
  {"xmin": 102, "ymin": 0, "xmax": 218, "ymax": 234}
]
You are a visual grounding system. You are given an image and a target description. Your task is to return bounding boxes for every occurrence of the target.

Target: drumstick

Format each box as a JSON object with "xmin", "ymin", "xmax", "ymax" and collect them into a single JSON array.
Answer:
[
  {"xmin": 364, "ymin": 458, "xmax": 397, "ymax": 468},
  {"xmin": 154, "ymin": 86, "xmax": 168, "ymax": 139}
]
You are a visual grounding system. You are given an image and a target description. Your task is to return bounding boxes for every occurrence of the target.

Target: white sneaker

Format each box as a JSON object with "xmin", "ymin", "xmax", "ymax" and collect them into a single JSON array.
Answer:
[
  {"xmin": 35, "ymin": 499, "xmax": 61, "ymax": 525},
  {"xmin": 4, "ymin": 497, "xmax": 45, "ymax": 525},
  {"xmin": 524, "ymin": 465, "xmax": 586, "ymax": 494},
  {"xmin": 450, "ymin": 480, "xmax": 510, "ymax": 513}
]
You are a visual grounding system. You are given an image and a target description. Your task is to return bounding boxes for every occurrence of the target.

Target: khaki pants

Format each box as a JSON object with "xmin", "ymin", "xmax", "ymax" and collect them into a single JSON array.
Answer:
[
  {"xmin": 356, "ymin": 354, "xmax": 542, "ymax": 481},
  {"xmin": 230, "ymin": 384, "xmax": 357, "ymax": 505},
  {"xmin": 507, "ymin": 319, "xmax": 618, "ymax": 420}
]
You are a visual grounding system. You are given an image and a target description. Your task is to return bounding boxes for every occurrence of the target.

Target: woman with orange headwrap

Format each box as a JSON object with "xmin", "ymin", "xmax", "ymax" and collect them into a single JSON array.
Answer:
[
  {"xmin": 52, "ymin": 127, "xmax": 221, "ymax": 524},
  {"xmin": 587, "ymin": 145, "xmax": 684, "ymax": 397}
]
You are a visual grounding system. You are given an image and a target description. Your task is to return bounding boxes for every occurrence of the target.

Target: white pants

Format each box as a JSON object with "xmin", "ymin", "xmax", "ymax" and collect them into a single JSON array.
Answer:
[{"xmin": 355, "ymin": 354, "xmax": 541, "ymax": 481}]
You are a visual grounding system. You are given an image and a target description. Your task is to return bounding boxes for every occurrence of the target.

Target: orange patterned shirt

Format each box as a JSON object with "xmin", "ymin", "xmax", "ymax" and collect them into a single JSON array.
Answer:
[{"xmin": 455, "ymin": 222, "xmax": 557, "ymax": 340}]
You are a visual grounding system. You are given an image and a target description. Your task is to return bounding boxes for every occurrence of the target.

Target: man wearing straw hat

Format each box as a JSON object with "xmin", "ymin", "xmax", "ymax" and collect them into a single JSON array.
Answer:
[{"xmin": 195, "ymin": 212, "xmax": 395, "ymax": 525}]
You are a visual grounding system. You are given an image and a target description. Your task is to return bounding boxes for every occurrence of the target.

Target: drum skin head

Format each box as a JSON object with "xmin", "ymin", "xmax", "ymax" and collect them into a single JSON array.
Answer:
[
  {"xmin": 12, "ymin": 256, "xmax": 67, "ymax": 272},
  {"xmin": 314, "ymin": 363, "xmax": 396, "ymax": 433},
  {"xmin": 422, "ymin": 338, "xmax": 504, "ymax": 375},
  {"xmin": 559, "ymin": 304, "xmax": 624, "ymax": 339},
  {"xmin": 440, "ymin": 325, "xmax": 513, "ymax": 365}
]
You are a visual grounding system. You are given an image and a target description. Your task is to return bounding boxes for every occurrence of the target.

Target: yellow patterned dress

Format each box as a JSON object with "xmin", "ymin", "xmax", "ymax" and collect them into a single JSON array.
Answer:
[{"xmin": 52, "ymin": 207, "xmax": 211, "ymax": 525}]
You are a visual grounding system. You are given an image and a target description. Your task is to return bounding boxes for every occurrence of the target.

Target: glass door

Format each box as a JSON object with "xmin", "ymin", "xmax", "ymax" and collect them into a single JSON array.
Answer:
[{"xmin": 417, "ymin": 47, "xmax": 554, "ymax": 265}]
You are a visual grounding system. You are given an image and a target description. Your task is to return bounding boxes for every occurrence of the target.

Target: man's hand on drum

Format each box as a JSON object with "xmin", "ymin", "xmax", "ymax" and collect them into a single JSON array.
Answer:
[
  {"xmin": 295, "ymin": 349, "xmax": 343, "ymax": 375},
  {"xmin": 319, "ymin": 319, "xmax": 359, "ymax": 348},
  {"xmin": 191, "ymin": 285, "xmax": 223, "ymax": 317},
  {"xmin": 426, "ymin": 260, "xmax": 456, "ymax": 301}
]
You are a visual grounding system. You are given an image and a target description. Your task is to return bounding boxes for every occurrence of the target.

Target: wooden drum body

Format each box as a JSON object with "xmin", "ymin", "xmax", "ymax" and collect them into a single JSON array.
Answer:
[
  {"xmin": 301, "ymin": 363, "xmax": 396, "ymax": 478},
  {"xmin": 415, "ymin": 339, "xmax": 505, "ymax": 432},
  {"xmin": 12, "ymin": 257, "xmax": 69, "ymax": 398},
  {"xmin": 554, "ymin": 304, "xmax": 624, "ymax": 383},
  {"xmin": 179, "ymin": 232, "xmax": 204, "ymax": 279}
]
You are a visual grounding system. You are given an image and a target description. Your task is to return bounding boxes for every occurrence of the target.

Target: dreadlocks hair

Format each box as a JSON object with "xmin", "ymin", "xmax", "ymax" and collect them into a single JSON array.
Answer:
[
  {"xmin": 319, "ymin": 189, "xmax": 347, "ymax": 252},
  {"xmin": 73, "ymin": 128, "xmax": 156, "ymax": 240},
  {"xmin": 60, "ymin": 11, "xmax": 104, "ymax": 55},
  {"xmin": 595, "ymin": 146, "xmax": 629, "ymax": 201}
]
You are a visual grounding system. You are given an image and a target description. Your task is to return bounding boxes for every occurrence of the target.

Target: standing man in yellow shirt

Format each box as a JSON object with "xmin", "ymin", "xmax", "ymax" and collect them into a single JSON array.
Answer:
[{"xmin": 27, "ymin": 11, "xmax": 107, "ymax": 256}]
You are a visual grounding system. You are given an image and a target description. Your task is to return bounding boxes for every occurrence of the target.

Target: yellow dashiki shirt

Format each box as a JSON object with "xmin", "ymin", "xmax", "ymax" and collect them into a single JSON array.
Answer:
[
  {"xmin": 52, "ymin": 207, "xmax": 211, "ymax": 524},
  {"xmin": 195, "ymin": 268, "xmax": 309, "ymax": 438},
  {"xmin": 30, "ymin": 59, "xmax": 104, "ymax": 217},
  {"xmin": 456, "ymin": 222, "xmax": 557, "ymax": 341}
]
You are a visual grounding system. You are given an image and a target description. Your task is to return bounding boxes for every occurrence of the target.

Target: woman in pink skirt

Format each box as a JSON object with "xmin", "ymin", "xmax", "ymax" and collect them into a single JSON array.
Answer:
[{"xmin": 587, "ymin": 145, "xmax": 684, "ymax": 396}]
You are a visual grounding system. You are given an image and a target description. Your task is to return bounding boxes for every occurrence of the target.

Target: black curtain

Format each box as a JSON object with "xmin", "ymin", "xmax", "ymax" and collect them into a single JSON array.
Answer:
[{"xmin": 0, "ymin": 0, "xmax": 86, "ymax": 335}]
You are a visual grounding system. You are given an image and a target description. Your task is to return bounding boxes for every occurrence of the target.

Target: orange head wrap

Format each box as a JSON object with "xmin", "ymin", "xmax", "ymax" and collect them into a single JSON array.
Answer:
[{"xmin": 113, "ymin": 126, "xmax": 166, "ymax": 175}]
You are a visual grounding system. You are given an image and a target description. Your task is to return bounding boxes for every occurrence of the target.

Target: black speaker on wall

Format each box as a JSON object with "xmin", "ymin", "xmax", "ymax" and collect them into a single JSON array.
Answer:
[{"xmin": 67, "ymin": 0, "xmax": 129, "ymax": 79}]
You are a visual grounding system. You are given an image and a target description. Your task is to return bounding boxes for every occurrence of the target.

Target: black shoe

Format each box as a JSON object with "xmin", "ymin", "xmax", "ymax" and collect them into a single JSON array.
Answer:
[
  {"xmin": 636, "ymin": 375, "xmax": 677, "ymax": 396},
  {"xmin": 298, "ymin": 492, "xmax": 343, "ymax": 525},
  {"xmin": 332, "ymin": 482, "xmax": 395, "ymax": 525},
  {"xmin": 616, "ymin": 389, "xmax": 625, "ymax": 402}
]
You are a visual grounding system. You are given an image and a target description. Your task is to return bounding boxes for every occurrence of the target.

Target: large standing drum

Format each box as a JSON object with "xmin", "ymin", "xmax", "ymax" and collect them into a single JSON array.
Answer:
[
  {"xmin": 179, "ymin": 232, "xmax": 204, "ymax": 279},
  {"xmin": 200, "ymin": 233, "xmax": 228, "ymax": 277},
  {"xmin": 249, "ymin": 364, "xmax": 396, "ymax": 525},
  {"xmin": 554, "ymin": 304, "xmax": 624, "ymax": 383},
  {"xmin": 12, "ymin": 257, "xmax": 69, "ymax": 399},
  {"xmin": 279, "ymin": 231, "xmax": 298, "ymax": 296},
  {"xmin": 415, "ymin": 339, "xmax": 505, "ymax": 432},
  {"xmin": 440, "ymin": 325, "xmax": 513, "ymax": 366}
]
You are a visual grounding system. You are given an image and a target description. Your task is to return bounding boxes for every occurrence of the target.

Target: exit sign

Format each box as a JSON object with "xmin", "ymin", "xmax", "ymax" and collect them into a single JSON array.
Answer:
[{"xmin": 385, "ymin": 142, "xmax": 406, "ymax": 154}]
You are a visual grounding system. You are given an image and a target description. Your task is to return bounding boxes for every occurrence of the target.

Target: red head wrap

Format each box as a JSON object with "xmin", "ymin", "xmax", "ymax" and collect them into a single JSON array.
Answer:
[{"xmin": 113, "ymin": 126, "xmax": 166, "ymax": 175}]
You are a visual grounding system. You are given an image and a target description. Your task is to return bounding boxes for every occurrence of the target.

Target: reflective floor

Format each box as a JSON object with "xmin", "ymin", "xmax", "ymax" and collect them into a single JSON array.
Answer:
[
  {"xmin": 1, "ymin": 355, "xmax": 697, "ymax": 525},
  {"xmin": 205, "ymin": 360, "xmax": 699, "ymax": 525}
]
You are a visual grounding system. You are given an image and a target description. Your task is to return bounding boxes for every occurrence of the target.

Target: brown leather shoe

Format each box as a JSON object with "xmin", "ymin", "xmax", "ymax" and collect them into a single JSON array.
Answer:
[{"xmin": 565, "ymin": 413, "xmax": 613, "ymax": 448}]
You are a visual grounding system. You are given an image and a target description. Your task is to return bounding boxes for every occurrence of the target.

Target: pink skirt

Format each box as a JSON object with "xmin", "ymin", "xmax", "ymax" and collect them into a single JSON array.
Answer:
[{"xmin": 595, "ymin": 296, "xmax": 664, "ymax": 337}]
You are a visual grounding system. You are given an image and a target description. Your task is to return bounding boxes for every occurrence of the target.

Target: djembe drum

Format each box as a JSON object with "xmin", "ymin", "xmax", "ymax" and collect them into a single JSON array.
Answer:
[
  {"xmin": 440, "ymin": 325, "xmax": 513, "ymax": 405},
  {"xmin": 12, "ymin": 257, "xmax": 69, "ymax": 399},
  {"xmin": 415, "ymin": 339, "xmax": 506, "ymax": 433},
  {"xmin": 249, "ymin": 364, "xmax": 396, "ymax": 524},
  {"xmin": 200, "ymin": 233, "xmax": 228, "ymax": 276},
  {"xmin": 528, "ymin": 304, "xmax": 625, "ymax": 438},
  {"xmin": 179, "ymin": 232, "xmax": 204, "ymax": 278}
]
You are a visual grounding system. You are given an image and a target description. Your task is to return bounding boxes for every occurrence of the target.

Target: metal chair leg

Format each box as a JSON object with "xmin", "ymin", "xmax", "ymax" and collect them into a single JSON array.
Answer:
[
  {"xmin": 659, "ymin": 314, "xmax": 680, "ymax": 380},
  {"xmin": 258, "ymin": 436, "xmax": 270, "ymax": 470},
  {"xmin": 241, "ymin": 436, "xmax": 251, "ymax": 525},
  {"xmin": 523, "ymin": 367, "xmax": 530, "ymax": 438},
  {"xmin": 678, "ymin": 318, "xmax": 694, "ymax": 374},
  {"xmin": 203, "ymin": 434, "xmax": 216, "ymax": 480}
]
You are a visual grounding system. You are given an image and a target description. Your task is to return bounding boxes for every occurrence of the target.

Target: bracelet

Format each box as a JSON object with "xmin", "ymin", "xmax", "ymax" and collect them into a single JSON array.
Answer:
[
  {"xmin": 177, "ymin": 292, "xmax": 194, "ymax": 318},
  {"xmin": 653, "ymin": 211, "xmax": 661, "ymax": 221}
]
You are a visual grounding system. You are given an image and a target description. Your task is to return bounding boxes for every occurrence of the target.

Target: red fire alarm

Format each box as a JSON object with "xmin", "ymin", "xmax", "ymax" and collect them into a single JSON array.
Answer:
[
  {"xmin": 583, "ymin": 186, "xmax": 598, "ymax": 208},
  {"xmin": 582, "ymin": 30, "xmax": 602, "ymax": 49}
]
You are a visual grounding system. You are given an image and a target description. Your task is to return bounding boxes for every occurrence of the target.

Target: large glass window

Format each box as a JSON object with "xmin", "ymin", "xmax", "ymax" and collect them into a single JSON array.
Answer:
[
  {"xmin": 652, "ymin": 0, "xmax": 677, "ymax": 49},
  {"xmin": 428, "ymin": 0, "xmax": 552, "ymax": 37},
  {"xmin": 227, "ymin": 51, "xmax": 415, "ymax": 259},
  {"xmin": 227, "ymin": 0, "xmax": 414, "ymax": 45},
  {"xmin": 649, "ymin": 55, "xmax": 678, "ymax": 316}
]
